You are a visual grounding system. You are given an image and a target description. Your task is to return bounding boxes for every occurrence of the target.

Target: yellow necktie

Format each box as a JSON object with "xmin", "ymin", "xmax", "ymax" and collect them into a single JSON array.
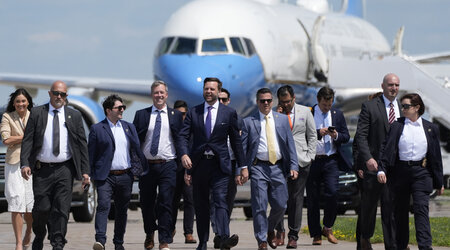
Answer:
[{"xmin": 265, "ymin": 115, "xmax": 277, "ymax": 164}]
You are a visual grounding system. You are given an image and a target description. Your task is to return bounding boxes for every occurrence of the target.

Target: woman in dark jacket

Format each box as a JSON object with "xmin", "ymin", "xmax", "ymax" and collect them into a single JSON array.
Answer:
[{"xmin": 377, "ymin": 93, "xmax": 444, "ymax": 250}]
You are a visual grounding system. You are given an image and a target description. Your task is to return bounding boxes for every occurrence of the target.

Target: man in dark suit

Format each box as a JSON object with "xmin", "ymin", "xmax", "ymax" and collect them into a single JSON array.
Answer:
[
  {"xmin": 20, "ymin": 81, "xmax": 90, "ymax": 250},
  {"xmin": 133, "ymin": 81, "xmax": 183, "ymax": 250},
  {"xmin": 179, "ymin": 77, "xmax": 248, "ymax": 250},
  {"xmin": 241, "ymin": 88, "xmax": 298, "ymax": 250},
  {"xmin": 306, "ymin": 86, "xmax": 350, "ymax": 246},
  {"xmin": 354, "ymin": 73, "xmax": 400, "ymax": 250},
  {"xmin": 90, "ymin": 94, "xmax": 147, "ymax": 250}
]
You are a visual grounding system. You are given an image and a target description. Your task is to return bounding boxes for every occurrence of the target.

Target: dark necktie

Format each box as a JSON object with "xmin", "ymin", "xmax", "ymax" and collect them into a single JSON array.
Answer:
[
  {"xmin": 205, "ymin": 106, "xmax": 212, "ymax": 139},
  {"xmin": 150, "ymin": 110, "xmax": 161, "ymax": 156},
  {"xmin": 388, "ymin": 102, "xmax": 395, "ymax": 124},
  {"xmin": 53, "ymin": 110, "xmax": 60, "ymax": 156}
]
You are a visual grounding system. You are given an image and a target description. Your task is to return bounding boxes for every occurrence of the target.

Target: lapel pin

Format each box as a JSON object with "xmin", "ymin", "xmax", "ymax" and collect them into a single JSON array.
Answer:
[
  {"xmin": 68, "ymin": 115, "xmax": 71, "ymax": 119},
  {"xmin": 275, "ymin": 114, "xmax": 279, "ymax": 118},
  {"xmin": 126, "ymin": 128, "xmax": 129, "ymax": 132},
  {"xmin": 428, "ymin": 128, "xmax": 431, "ymax": 132},
  {"xmin": 171, "ymin": 111, "xmax": 174, "ymax": 115},
  {"xmin": 333, "ymin": 111, "xmax": 336, "ymax": 114}
]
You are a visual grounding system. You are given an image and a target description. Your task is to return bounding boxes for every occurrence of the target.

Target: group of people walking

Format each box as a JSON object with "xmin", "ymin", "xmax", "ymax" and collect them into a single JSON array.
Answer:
[{"xmin": 0, "ymin": 72, "xmax": 444, "ymax": 250}]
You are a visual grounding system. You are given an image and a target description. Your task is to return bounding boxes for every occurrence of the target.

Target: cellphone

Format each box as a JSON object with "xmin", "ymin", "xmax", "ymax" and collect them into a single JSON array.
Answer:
[{"xmin": 328, "ymin": 126, "xmax": 336, "ymax": 132}]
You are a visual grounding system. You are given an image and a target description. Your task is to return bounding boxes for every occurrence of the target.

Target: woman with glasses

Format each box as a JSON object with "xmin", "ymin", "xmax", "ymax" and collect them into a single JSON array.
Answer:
[
  {"xmin": 1, "ymin": 88, "xmax": 34, "ymax": 250},
  {"xmin": 377, "ymin": 93, "xmax": 444, "ymax": 250}
]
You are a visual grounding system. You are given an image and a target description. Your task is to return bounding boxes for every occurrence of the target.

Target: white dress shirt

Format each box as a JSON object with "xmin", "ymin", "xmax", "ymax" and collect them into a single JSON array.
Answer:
[
  {"xmin": 142, "ymin": 105, "xmax": 176, "ymax": 160},
  {"xmin": 383, "ymin": 95, "xmax": 401, "ymax": 121},
  {"xmin": 256, "ymin": 111, "xmax": 282, "ymax": 161},
  {"xmin": 37, "ymin": 104, "xmax": 72, "ymax": 163},
  {"xmin": 108, "ymin": 119, "xmax": 131, "ymax": 170},
  {"xmin": 399, "ymin": 117, "xmax": 428, "ymax": 161},
  {"xmin": 313, "ymin": 105, "xmax": 337, "ymax": 156}
]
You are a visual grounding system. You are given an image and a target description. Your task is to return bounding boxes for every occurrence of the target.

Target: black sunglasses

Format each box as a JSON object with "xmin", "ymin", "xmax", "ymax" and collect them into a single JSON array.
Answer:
[
  {"xmin": 51, "ymin": 91, "xmax": 67, "ymax": 98},
  {"xmin": 112, "ymin": 105, "xmax": 127, "ymax": 111},
  {"xmin": 259, "ymin": 99, "xmax": 272, "ymax": 104},
  {"xmin": 401, "ymin": 104, "xmax": 414, "ymax": 110},
  {"xmin": 219, "ymin": 97, "xmax": 229, "ymax": 102}
]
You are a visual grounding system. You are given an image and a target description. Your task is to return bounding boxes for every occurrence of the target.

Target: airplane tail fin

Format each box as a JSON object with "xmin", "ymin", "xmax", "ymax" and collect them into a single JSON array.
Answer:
[{"xmin": 343, "ymin": 0, "xmax": 365, "ymax": 18}]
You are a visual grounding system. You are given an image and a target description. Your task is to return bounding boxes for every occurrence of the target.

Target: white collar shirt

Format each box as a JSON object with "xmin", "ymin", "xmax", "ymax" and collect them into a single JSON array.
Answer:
[
  {"xmin": 313, "ymin": 105, "xmax": 337, "ymax": 156},
  {"xmin": 256, "ymin": 111, "xmax": 282, "ymax": 161},
  {"xmin": 108, "ymin": 119, "xmax": 130, "ymax": 170},
  {"xmin": 399, "ymin": 117, "xmax": 428, "ymax": 161}
]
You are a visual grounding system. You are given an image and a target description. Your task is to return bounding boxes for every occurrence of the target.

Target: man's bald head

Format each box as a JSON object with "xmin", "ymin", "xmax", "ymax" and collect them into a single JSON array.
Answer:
[
  {"xmin": 48, "ymin": 80, "xmax": 68, "ymax": 109},
  {"xmin": 381, "ymin": 73, "xmax": 400, "ymax": 102}
]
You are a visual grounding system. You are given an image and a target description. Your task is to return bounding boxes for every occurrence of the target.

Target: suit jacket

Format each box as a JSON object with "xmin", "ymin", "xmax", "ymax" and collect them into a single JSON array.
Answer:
[
  {"xmin": 241, "ymin": 111, "xmax": 299, "ymax": 177},
  {"xmin": 178, "ymin": 102, "xmax": 245, "ymax": 176},
  {"xmin": 312, "ymin": 105, "xmax": 351, "ymax": 171},
  {"xmin": 88, "ymin": 119, "xmax": 148, "ymax": 181},
  {"xmin": 132, "ymin": 106, "xmax": 184, "ymax": 156},
  {"xmin": 20, "ymin": 104, "xmax": 89, "ymax": 180},
  {"xmin": 291, "ymin": 104, "xmax": 317, "ymax": 168},
  {"xmin": 354, "ymin": 95, "xmax": 401, "ymax": 172},
  {"xmin": 1, "ymin": 110, "xmax": 30, "ymax": 165},
  {"xmin": 378, "ymin": 117, "xmax": 443, "ymax": 189}
]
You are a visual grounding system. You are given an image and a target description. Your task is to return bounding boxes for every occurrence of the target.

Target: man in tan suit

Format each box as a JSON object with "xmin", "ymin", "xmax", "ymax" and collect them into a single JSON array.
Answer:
[{"xmin": 274, "ymin": 85, "xmax": 317, "ymax": 248}]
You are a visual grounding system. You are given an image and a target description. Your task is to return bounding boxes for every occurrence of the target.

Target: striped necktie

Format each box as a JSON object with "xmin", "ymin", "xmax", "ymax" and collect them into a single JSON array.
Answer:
[{"xmin": 388, "ymin": 103, "xmax": 395, "ymax": 124}]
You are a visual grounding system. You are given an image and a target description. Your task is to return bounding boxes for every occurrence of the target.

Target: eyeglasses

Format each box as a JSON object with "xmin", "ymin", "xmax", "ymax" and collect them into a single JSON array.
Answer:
[
  {"xmin": 112, "ymin": 105, "xmax": 126, "ymax": 111},
  {"xmin": 259, "ymin": 99, "xmax": 272, "ymax": 104},
  {"xmin": 219, "ymin": 97, "xmax": 229, "ymax": 102},
  {"xmin": 401, "ymin": 104, "xmax": 413, "ymax": 110},
  {"xmin": 51, "ymin": 91, "xmax": 67, "ymax": 98},
  {"xmin": 279, "ymin": 99, "xmax": 293, "ymax": 105}
]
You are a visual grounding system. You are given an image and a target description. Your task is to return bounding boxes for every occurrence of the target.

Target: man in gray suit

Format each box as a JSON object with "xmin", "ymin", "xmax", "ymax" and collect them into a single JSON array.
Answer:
[
  {"xmin": 241, "ymin": 88, "xmax": 298, "ymax": 250},
  {"xmin": 274, "ymin": 85, "xmax": 317, "ymax": 248}
]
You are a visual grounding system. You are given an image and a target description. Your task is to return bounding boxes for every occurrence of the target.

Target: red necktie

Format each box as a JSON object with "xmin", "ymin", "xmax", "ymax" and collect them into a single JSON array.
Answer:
[{"xmin": 388, "ymin": 103, "xmax": 395, "ymax": 124}]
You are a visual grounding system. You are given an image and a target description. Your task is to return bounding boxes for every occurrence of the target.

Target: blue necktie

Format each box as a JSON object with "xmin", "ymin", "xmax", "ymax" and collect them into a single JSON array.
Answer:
[
  {"xmin": 205, "ymin": 106, "xmax": 212, "ymax": 139},
  {"xmin": 150, "ymin": 110, "xmax": 161, "ymax": 156},
  {"xmin": 323, "ymin": 112, "xmax": 331, "ymax": 155}
]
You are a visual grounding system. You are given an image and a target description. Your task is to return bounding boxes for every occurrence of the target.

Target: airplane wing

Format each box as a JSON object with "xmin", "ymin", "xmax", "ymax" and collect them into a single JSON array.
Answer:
[
  {"xmin": 0, "ymin": 72, "xmax": 152, "ymax": 102},
  {"xmin": 410, "ymin": 51, "xmax": 450, "ymax": 64}
]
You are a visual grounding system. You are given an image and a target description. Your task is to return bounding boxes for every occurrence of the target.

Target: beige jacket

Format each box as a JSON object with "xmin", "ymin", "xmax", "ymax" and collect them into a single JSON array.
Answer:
[{"xmin": 1, "ymin": 110, "xmax": 30, "ymax": 164}]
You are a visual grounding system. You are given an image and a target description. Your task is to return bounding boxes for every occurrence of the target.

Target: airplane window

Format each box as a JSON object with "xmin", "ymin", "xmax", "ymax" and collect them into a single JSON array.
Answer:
[
  {"xmin": 230, "ymin": 37, "xmax": 245, "ymax": 55},
  {"xmin": 172, "ymin": 37, "xmax": 197, "ymax": 54},
  {"xmin": 201, "ymin": 38, "xmax": 228, "ymax": 52},
  {"xmin": 244, "ymin": 38, "xmax": 256, "ymax": 56},
  {"xmin": 157, "ymin": 37, "xmax": 174, "ymax": 56}
]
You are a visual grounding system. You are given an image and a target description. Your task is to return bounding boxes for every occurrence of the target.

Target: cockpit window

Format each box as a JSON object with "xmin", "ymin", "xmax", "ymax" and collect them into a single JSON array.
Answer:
[
  {"xmin": 172, "ymin": 38, "xmax": 197, "ymax": 54},
  {"xmin": 230, "ymin": 37, "xmax": 244, "ymax": 55},
  {"xmin": 157, "ymin": 37, "xmax": 174, "ymax": 56},
  {"xmin": 201, "ymin": 38, "xmax": 228, "ymax": 52},
  {"xmin": 244, "ymin": 38, "xmax": 256, "ymax": 56}
]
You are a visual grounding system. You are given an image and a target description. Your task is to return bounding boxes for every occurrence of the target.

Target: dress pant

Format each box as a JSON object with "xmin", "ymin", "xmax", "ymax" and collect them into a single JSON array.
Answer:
[
  {"xmin": 360, "ymin": 172, "xmax": 396, "ymax": 249},
  {"xmin": 211, "ymin": 160, "xmax": 237, "ymax": 234},
  {"xmin": 306, "ymin": 157, "xmax": 339, "ymax": 237},
  {"xmin": 32, "ymin": 161, "xmax": 74, "ymax": 250},
  {"xmin": 140, "ymin": 160, "xmax": 177, "ymax": 244},
  {"xmin": 192, "ymin": 157, "xmax": 230, "ymax": 244},
  {"xmin": 171, "ymin": 162, "xmax": 195, "ymax": 235},
  {"xmin": 275, "ymin": 165, "xmax": 310, "ymax": 240},
  {"xmin": 94, "ymin": 171, "xmax": 133, "ymax": 246},
  {"xmin": 392, "ymin": 163, "xmax": 433, "ymax": 250},
  {"xmin": 250, "ymin": 161, "xmax": 288, "ymax": 244}
]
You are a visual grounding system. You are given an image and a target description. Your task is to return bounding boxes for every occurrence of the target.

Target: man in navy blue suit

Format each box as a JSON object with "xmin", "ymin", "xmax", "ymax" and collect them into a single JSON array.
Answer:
[
  {"xmin": 133, "ymin": 81, "xmax": 184, "ymax": 250},
  {"xmin": 179, "ymin": 77, "xmax": 248, "ymax": 250},
  {"xmin": 306, "ymin": 87, "xmax": 350, "ymax": 246},
  {"xmin": 241, "ymin": 88, "xmax": 299, "ymax": 250},
  {"xmin": 89, "ymin": 94, "xmax": 148, "ymax": 250}
]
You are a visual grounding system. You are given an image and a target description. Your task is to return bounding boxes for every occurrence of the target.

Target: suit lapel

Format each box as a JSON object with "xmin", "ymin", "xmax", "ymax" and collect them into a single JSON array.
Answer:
[
  {"xmin": 330, "ymin": 109, "xmax": 337, "ymax": 126},
  {"xmin": 210, "ymin": 104, "xmax": 224, "ymax": 138},
  {"xmin": 39, "ymin": 104, "xmax": 50, "ymax": 138},
  {"xmin": 252, "ymin": 113, "xmax": 261, "ymax": 135},
  {"xmin": 376, "ymin": 96, "xmax": 390, "ymax": 132},
  {"xmin": 422, "ymin": 120, "xmax": 432, "ymax": 153},
  {"xmin": 102, "ymin": 119, "xmax": 115, "ymax": 144},
  {"xmin": 167, "ymin": 107, "xmax": 174, "ymax": 127}
]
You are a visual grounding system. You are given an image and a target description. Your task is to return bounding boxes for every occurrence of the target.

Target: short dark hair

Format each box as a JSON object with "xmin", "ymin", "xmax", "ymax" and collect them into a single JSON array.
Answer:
[
  {"xmin": 317, "ymin": 86, "xmax": 334, "ymax": 102},
  {"xmin": 277, "ymin": 85, "xmax": 294, "ymax": 98},
  {"xmin": 256, "ymin": 88, "xmax": 272, "ymax": 100},
  {"xmin": 203, "ymin": 77, "xmax": 222, "ymax": 90},
  {"xmin": 401, "ymin": 93, "xmax": 425, "ymax": 116},
  {"xmin": 6, "ymin": 88, "xmax": 33, "ymax": 113},
  {"xmin": 220, "ymin": 88, "xmax": 230, "ymax": 98},
  {"xmin": 102, "ymin": 94, "xmax": 123, "ymax": 116},
  {"xmin": 173, "ymin": 100, "xmax": 187, "ymax": 109}
]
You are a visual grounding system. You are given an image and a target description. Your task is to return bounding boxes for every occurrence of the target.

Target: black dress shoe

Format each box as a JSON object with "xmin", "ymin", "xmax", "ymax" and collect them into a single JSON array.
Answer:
[
  {"xmin": 196, "ymin": 242, "xmax": 207, "ymax": 250},
  {"xmin": 214, "ymin": 234, "xmax": 221, "ymax": 249},
  {"xmin": 220, "ymin": 234, "xmax": 239, "ymax": 249}
]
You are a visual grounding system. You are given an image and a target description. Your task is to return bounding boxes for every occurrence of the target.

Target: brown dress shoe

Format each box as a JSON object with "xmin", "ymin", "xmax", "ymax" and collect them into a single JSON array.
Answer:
[
  {"xmin": 185, "ymin": 234, "xmax": 197, "ymax": 244},
  {"xmin": 321, "ymin": 227, "xmax": 338, "ymax": 244},
  {"xmin": 258, "ymin": 242, "xmax": 268, "ymax": 250},
  {"xmin": 286, "ymin": 237, "xmax": 297, "ymax": 249},
  {"xmin": 159, "ymin": 242, "xmax": 169, "ymax": 250},
  {"xmin": 312, "ymin": 236, "xmax": 322, "ymax": 245},
  {"xmin": 145, "ymin": 233, "xmax": 155, "ymax": 249},
  {"xmin": 276, "ymin": 231, "xmax": 285, "ymax": 246},
  {"xmin": 360, "ymin": 238, "xmax": 373, "ymax": 250},
  {"xmin": 267, "ymin": 231, "xmax": 277, "ymax": 249}
]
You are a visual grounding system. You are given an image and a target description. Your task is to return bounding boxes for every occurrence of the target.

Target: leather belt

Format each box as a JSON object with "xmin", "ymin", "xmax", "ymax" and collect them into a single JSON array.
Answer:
[
  {"xmin": 39, "ymin": 159, "xmax": 71, "ymax": 168},
  {"xmin": 109, "ymin": 169, "xmax": 130, "ymax": 175},
  {"xmin": 399, "ymin": 159, "xmax": 424, "ymax": 166},
  {"xmin": 253, "ymin": 159, "xmax": 281, "ymax": 166},
  {"xmin": 315, "ymin": 154, "xmax": 337, "ymax": 160},
  {"xmin": 148, "ymin": 159, "xmax": 168, "ymax": 165}
]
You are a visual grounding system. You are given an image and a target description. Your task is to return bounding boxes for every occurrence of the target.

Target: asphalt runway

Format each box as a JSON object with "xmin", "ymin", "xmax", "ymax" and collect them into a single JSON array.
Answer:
[{"xmin": 0, "ymin": 197, "xmax": 449, "ymax": 249}]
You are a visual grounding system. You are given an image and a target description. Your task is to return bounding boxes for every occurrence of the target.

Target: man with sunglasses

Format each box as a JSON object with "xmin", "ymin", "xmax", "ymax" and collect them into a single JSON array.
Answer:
[
  {"xmin": 90, "ymin": 94, "xmax": 147, "ymax": 250},
  {"xmin": 354, "ymin": 73, "xmax": 400, "ymax": 250},
  {"xmin": 20, "ymin": 81, "xmax": 90, "ymax": 250},
  {"xmin": 133, "ymin": 81, "xmax": 184, "ymax": 250},
  {"xmin": 241, "ymin": 88, "xmax": 298, "ymax": 250}
]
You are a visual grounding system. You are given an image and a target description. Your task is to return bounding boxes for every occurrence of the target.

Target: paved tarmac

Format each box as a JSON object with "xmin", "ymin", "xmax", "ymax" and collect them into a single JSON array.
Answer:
[{"xmin": 0, "ymin": 197, "xmax": 450, "ymax": 249}]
